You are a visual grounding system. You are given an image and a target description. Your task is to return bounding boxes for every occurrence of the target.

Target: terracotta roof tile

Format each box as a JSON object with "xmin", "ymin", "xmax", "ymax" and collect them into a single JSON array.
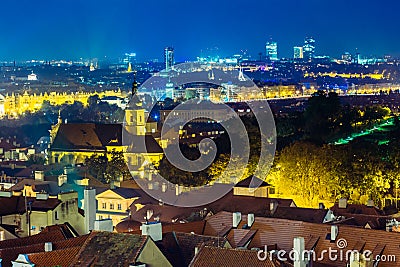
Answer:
[
  {"xmin": 208, "ymin": 211, "xmax": 400, "ymax": 266},
  {"xmin": 189, "ymin": 246, "xmax": 277, "ymax": 267},
  {"xmin": 272, "ymin": 207, "xmax": 328, "ymax": 223},
  {"xmin": 331, "ymin": 203, "xmax": 385, "ymax": 216},
  {"xmin": 28, "ymin": 246, "xmax": 81, "ymax": 267},
  {"xmin": 69, "ymin": 231, "xmax": 148, "ymax": 267},
  {"xmin": 173, "ymin": 232, "xmax": 228, "ymax": 266},
  {"xmin": 52, "ymin": 123, "xmax": 122, "ymax": 151},
  {"xmin": 0, "ymin": 225, "xmax": 72, "ymax": 267}
]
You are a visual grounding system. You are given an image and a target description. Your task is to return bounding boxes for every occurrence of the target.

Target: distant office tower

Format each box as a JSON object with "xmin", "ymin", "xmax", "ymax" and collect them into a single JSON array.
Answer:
[
  {"xmin": 164, "ymin": 47, "xmax": 174, "ymax": 71},
  {"xmin": 293, "ymin": 46, "xmax": 304, "ymax": 59},
  {"xmin": 303, "ymin": 37, "xmax": 315, "ymax": 60},
  {"xmin": 342, "ymin": 52, "xmax": 352, "ymax": 62},
  {"xmin": 123, "ymin": 53, "xmax": 136, "ymax": 64},
  {"xmin": 266, "ymin": 41, "xmax": 278, "ymax": 61}
]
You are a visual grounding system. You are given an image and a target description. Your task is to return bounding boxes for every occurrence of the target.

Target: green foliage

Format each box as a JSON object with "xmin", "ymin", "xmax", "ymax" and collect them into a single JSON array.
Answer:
[
  {"xmin": 27, "ymin": 154, "xmax": 46, "ymax": 165},
  {"xmin": 271, "ymin": 139, "xmax": 400, "ymax": 207},
  {"xmin": 85, "ymin": 150, "xmax": 130, "ymax": 183}
]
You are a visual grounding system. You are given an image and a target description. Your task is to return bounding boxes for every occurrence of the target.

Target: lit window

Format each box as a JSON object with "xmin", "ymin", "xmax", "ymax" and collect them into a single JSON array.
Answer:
[{"xmin": 55, "ymin": 211, "xmax": 59, "ymax": 220}]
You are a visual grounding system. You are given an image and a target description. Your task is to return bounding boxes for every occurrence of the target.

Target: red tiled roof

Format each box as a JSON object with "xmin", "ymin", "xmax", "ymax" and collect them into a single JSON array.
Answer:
[
  {"xmin": 0, "ymin": 225, "xmax": 73, "ymax": 267},
  {"xmin": 28, "ymin": 246, "xmax": 81, "ymax": 267},
  {"xmin": 226, "ymin": 229, "xmax": 257, "ymax": 248},
  {"xmin": 69, "ymin": 231, "xmax": 148, "ymax": 267},
  {"xmin": 128, "ymin": 189, "xmax": 295, "ymax": 224},
  {"xmin": 116, "ymin": 220, "xmax": 208, "ymax": 236},
  {"xmin": 333, "ymin": 213, "xmax": 389, "ymax": 230},
  {"xmin": 234, "ymin": 176, "xmax": 271, "ymax": 188},
  {"xmin": 51, "ymin": 123, "xmax": 122, "ymax": 151},
  {"xmin": 0, "ymin": 195, "xmax": 62, "ymax": 216},
  {"xmin": 331, "ymin": 203, "xmax": 385, "ymax": 216},
  {"xmin": 208, "ymin": 211, "xmax": 400, "ymax": 267},
  {"xmin": 189, "ymin": 246, "xmax": 277, "ymax": 267},
  {"xmin": 271, "ymin": 206, "xmax": 328, "ymax": 223},
  {"xmin": 174, "ymin": 232, "xmax": 228, "ymax": 266}
]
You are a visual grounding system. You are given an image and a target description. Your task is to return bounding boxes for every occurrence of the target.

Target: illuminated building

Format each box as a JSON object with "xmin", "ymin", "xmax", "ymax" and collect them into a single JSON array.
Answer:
[
  {"xmin": 342, "ymin": 52, "xmax": 352, "ymax": 63},
  {"xmin": 266, "ymin": 41, "xmax": 278, "ymax": 61},
  {"xmin": 95, "ymin": 188, "xmax": 140, "ymax": 227},
  {"xmin": 304, "ymin": 71, "xmax": 386, "ymax": 80},
  {"xmin": 123, "ymin": 52, "xmax": 137, "ymax": 64},
  {"xmin": 294, "ymin": 46, "xmax": 304, "ymax": 59},
  {"xmin": 0, "ymin": 191, "xmax": 85, "ymax": 237},
  {"xmin": 0, "ymin": 90, "xmax": 125, "ymax": 118},
  {"xmin": 48, "ymin": 79, "xmax": 163, "ymax": 172},
  {"xmin": 164, "ymin": 47, "xmax": 174, "ymax": 71},
  {"xmin": 303, "ymin": 37, "xmax": 315, "ymax": 60},
  {"xmin": 27, "ymin": 72, "xmax": 38, "ymax": 81}
]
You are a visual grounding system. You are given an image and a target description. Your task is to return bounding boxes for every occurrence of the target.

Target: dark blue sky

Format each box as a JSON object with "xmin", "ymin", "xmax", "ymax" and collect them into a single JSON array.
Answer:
[{"xmin": 1, "ymin": 0, "xmax": 400, "ymax": 61}]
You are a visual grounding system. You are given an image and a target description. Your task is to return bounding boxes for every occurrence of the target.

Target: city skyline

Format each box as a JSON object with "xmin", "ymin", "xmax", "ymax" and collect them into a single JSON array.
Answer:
[{"xmin": 1, "ymin": 0, "xmax": 400, "ymax": 61}]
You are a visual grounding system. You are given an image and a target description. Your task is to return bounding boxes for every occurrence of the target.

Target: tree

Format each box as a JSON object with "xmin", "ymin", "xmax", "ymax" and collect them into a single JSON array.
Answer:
[
  {"xmin": 27, "ymin": 154, "xmax": 46, "ymax": 166},
  {"xmin": 303, "ymin": 91, "xmax": 342, "ymax": 144},
  {"xmin": 272, "ymin": 142, "xmax": 335, "ymax": 206},
  {"xmin": 106, "ymin": 150, "xmax": 131, "ymax": 182}
]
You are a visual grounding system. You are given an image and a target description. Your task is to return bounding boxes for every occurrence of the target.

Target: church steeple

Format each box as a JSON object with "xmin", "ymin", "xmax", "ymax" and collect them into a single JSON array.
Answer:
[
  {"xmin": 57, "ymin": 109, "xmax": 62, "ymax": 124},
  {"xmin": 125, "ymin": 72, "xmax": 145, "ymax": 135},
  {"xmin": 129, "ymin": 70, "xmax": 142, "ymax": 108},
  {"xmin": 132, "ymin": 70, "xmax": 138, "ymax": 96}
]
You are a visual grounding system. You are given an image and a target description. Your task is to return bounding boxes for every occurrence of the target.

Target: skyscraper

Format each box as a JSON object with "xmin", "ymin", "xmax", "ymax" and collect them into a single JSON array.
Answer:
[
  {"xmin": 123, "ymin": 53, "xmax": 136, "ymax": 64},
  {"xmin": 293, "ymin": 46, "xmax": 304, "ymax": 59},
  {"xmin": 303, "ymin": 37, "xmax": 315, "ymax": 61},
  {"xmin": 266, "ymin": 41, "xmax": 278, "ymax": 61},
  {"xmin": 164, "ymin": 47, "xmax": 174, "ymax": 71}
]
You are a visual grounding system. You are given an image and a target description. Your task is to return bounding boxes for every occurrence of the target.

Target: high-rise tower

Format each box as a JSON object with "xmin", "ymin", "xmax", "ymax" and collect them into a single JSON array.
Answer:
[
  {"xmin": 294, "ymin": 46, "xmax": 304, "ymax": 59},
  {"xmin": 303, "ymin": 37, "xmax": 315, "ymax": 61},
  {"xmin": 266, "ymin": 41, "xmax": 278, "ymax": 61},
  {"xmin": 164, "ymin": 47, "xmax": 174, "ymax": 71}
]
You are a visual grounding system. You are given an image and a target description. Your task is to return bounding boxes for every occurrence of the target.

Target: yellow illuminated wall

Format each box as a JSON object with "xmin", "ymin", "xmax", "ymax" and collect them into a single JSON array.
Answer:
[{"xmin": 0, "ymin": 89, "xmax": 125, "ymax": 117}]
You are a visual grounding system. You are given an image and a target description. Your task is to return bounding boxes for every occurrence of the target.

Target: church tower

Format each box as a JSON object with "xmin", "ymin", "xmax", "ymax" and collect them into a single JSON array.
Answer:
[
  {"xmin": 49, "ymin": 110, "xmax": 63, "ymax": 145},
  {"xmin": 125, "ymin": 71, "xmax": 146, "ymax": 136}
]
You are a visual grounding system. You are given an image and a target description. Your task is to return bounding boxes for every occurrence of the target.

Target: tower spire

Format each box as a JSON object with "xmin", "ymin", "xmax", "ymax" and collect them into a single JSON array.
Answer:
[
  {"xmin": 58, "ymin": 109, "xmax": 62, "ymax": 124},
  {"xmin": 132, "ymin": 70, "xmax": 138, "ymax": 96}
]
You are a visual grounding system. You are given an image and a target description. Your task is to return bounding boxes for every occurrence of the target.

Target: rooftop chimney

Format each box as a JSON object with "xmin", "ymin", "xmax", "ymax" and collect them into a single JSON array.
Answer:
[
  {"xmin": 34, "ymin": 170, "xmax": 44, "ymax": 181},
  {"xmin": 338, "ymin": 198, "xmax": 347, "ymax": 209},
  {"xmin": 36, "ymin": 192, "xmax": 49, "ymax": 200},
  {"xmin": 44, "ymin": 242, "xmax": 53, "ymax": 252},
  {"xmin": 146, "ymin": 209, "xmax": 154, "ymax": 220},
  {"xmin": 270, "ymin": 200, "xmax": 278, "ymax": 214},
  {"xmin": 247, "ymin": 213, "xmax": 255, "ymax": 227},
  {"xmin": 58, "ymin": 174, "xmax": 67, "ymax": 187},
  {"xmin": 140, "ymin": 222, "xmax": 162, "ymax": 241},
  {"xmin": 233, "ymin": 212, "xmax": 242, "ymax": 228},
  {"xmin": 366, "ymin": 199, "xmax": 374, "ymax": 207},
  {"xmin": 84, "ymin": 188, "xmax": 96, "ymax": 234},
  {"xmin": 293, "ymin": 237, "xmax": 307, "ymax": 267},
  {"xmin": 331, "ymin": 225, "xmax": 338, "ymax": 241}
]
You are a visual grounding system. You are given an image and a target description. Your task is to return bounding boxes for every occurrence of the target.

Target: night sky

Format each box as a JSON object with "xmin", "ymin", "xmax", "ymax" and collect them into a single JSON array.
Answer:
[{"xmin": 1, "ymin": 0, "xmax": 400, "ymax": 61}]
